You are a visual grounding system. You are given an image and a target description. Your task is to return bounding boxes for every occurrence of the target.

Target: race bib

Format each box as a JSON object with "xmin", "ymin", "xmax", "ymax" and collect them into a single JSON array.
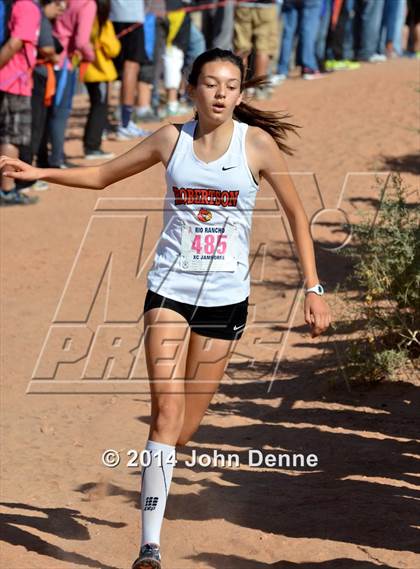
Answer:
[{"xmin": 180, "ymin": 215, "xmax": 238, "ymax": 272}]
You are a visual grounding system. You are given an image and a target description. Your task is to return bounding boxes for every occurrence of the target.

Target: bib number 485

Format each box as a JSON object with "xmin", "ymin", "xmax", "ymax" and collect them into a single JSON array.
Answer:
[{"xmin": 191, "ymin": 234, "xmax": 227, "ymax": 255}]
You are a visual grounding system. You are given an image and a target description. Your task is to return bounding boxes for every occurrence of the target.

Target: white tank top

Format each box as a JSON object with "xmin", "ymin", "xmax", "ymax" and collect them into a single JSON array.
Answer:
[{"xmin": 147, "ymin": 119, "xmax": 259, "ymax": 307}]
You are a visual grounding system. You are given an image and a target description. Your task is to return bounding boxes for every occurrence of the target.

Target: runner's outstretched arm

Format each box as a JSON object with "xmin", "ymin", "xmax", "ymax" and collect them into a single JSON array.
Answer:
[{"xmin": 0, "ymin": 125, "xmax": 175, "ymax": 190}]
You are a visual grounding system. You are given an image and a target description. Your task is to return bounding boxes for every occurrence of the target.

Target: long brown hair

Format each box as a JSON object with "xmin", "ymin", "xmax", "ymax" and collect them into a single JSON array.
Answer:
[
  {"xmin": 187, "ymin": 48, "xmax": 300, "ymax": 156},
  {"xmin": 95, "ymin": 0, "xmax": 110, "ymax": 34}
]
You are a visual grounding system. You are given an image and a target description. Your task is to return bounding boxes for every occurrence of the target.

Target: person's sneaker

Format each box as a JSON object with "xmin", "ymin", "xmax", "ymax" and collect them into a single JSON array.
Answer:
[
  {"xmin": 325, "ymin": 59, "xmax": 361, "ymax": 71},
  {"xmin": 131, "ymin": 543, "xmax": 161, "ymax": 569},
  {"xmin": 84, "ymin": 148, "xmax": 115, "ymax": 160},
  {"xmin": 30, "ymin": 180, "xmax": 49, "ymax": 191},
  {"xmin": 343, "ymin": 59, "xmax": 361, "ymax": 70},
  {"xmin": 157, "ymin": 104, "xmax": 182, "ymax": 119},
  {"xmin": 244, "ymin": 87, "xmax": 256, "ymax": 98},
  {"xmin": 270, "ymin": 73, "xmax": 287, "ymax": 86},
  {"xmin": 255, "ymin": 86, "xmax": 272, "ymax": 100},
  {"xmin": 302, "ymin": 67, "xmax": 326, "ymax": 80},
  {"xmin": 135, "ymin": 108, "xmax": 158, "ymax": 123},
  {"xmin": 127, "ymin": 120, "xmax": 151, "ymax": 137},
  {"xmin": 116, "ymin": 125, "xmax": 136, "ymax": 141},
  {"xmin": 116, "ymin": 121, "xmax": 151, "ymax": 140},
  {"xmin": 368, "ymin": 53, "xmax": 387, "ymax": 63},
  {"xmin": 0, "ymin": 188, "xmax": 39, "ymax": 206},
  {"xmin": 54, "ymin": 160, "xmax": 77, "ymax": 169},
  {"xmin": 272, "ymin": 74, "xmax": 287, "ymax": 85},
  {"xmin": 177, "ymin": 101, "xmax": 194, "ymax": 114},
  {"xmin": 325, "ymin": 59, "xmax": 346, "ymax": 71}
]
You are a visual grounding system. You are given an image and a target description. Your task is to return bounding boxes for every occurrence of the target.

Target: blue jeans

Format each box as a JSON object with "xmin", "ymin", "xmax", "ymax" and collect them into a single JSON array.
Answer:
[
  {"xmin": 186, "ymin": 22, "xmax": 206, "ymax": 68},
  {"xmin": 202, "ymin": 1, "xmax": 235, "ymax": 50},
  {"xmin": 377, "ymin": 0, "xmax": 403, "ymax": 54},
  {"xmin": 278, "ymin": 0, "xmax": 323, "ymax": 74},
  {"xmin": 38, "ymin": 68, "xmax": 76, "ymax": 167},
  {"xmin": 341, "ymin": 0, "xmax": 356, "ymax": 59},
  {"xmin": 392, "ymin": 0, "xmax": 406, "ymax": 55},
  {"xmin": 355, "ymin": 0, "xmax": 386, "ymax": 60},
  {"xmin": 316, "ymin": 0, "xmax": 333, "ymax": 62},
  {"xmin": 333, "ymin": 0, "xmax": 356, "ymax": 60},
  {"xmin": 316, "ymin": 0, "xmax": 356, "ymax": 61}
]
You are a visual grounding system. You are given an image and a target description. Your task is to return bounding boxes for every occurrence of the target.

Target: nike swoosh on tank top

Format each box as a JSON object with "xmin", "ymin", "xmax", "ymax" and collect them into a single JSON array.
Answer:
[{"xmin": 147, "ymin": 119, "xmax": 259, "ymax": 307}]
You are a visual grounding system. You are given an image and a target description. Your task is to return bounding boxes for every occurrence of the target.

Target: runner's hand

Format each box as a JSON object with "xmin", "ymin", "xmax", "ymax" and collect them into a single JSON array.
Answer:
[
  {"xmin": 304, "ymin": 293, "xmax": 331, "ymax": 338},
  {"xmin": 0, "ymin": 156, "xmax": 41, "ymax": 182}
]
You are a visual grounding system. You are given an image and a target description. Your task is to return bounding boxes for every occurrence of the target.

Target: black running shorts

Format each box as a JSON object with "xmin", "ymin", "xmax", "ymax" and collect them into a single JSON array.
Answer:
[
  {"xmin": 113, "ymin": 22, "xmax": 148, "ymax": 68},
  {"xmin": 143, "ymin": 289, "xmax": 249, "ymax": 341}
]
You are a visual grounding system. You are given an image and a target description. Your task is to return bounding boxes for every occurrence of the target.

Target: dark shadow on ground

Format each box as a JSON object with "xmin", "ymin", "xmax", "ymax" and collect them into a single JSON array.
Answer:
[
  {"xmin": 0, "ymin": 502, "xmax": 125, "ymax": 569},
  {"xmin": 189, "ymin": 553, "xmax": 400, "ymax": 569},
  {"xmin": 378, "ymin": 153, "xmax": 420, "ymax": 175},
  {"xmin": 126, "ymin": 350, "xmax": 420, "ymax": 555}
]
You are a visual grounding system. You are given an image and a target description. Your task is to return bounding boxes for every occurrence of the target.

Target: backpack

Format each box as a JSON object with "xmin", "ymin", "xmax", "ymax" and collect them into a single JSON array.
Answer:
[{"xmin": 0, "ymin": 0, "xmax": 13, "ymax": 47}]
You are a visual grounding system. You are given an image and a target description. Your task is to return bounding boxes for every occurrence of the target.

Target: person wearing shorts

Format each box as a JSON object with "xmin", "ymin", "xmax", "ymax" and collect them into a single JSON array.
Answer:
[
  {"xmin": 0, "ymin": 0, "xmax": 41, "ymax": 206},
  {"xmin": 110, "ymin": 0, "xmax": 149, "ymax": 139},
  {"xmin": 143, "ymin": 289, "xmax": 249, "ymax": 341},
  {"xmin": 0, "ymin": 48, "xmax": 332, "ymax": 568},
  {"xmin": 233, "ymin": 0, "xmax": 279, "ymax": 95}
]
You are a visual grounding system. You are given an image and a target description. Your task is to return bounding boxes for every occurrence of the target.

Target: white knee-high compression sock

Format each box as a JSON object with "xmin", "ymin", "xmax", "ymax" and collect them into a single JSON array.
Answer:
[{"xmin": 140, "ymin": 439, "xmax": 176, "ymax": 546}]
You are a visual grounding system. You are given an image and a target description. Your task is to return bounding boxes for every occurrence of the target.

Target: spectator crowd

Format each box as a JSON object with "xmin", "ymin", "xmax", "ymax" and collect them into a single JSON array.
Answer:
[{"xmin": 0, "ymin": 0, "xmax": 419, "ymax": 205}]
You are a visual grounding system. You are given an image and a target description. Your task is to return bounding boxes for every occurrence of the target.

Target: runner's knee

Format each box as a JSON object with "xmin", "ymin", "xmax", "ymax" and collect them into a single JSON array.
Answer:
[{"xmin": 151, "ymin": 397, "xmax": 185, "ymax": 437}]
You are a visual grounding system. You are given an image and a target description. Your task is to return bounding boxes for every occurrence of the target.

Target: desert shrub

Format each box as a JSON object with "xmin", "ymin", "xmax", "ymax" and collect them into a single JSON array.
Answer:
[{"xmin": 336, "ymin": 173, "xmax": 419, "ymax": 383}]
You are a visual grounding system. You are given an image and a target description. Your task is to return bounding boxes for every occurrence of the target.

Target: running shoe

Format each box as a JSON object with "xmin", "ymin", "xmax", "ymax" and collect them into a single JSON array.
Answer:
[
  {"xmin": 84, "ymin": 149, "xmax": 115, "ymax": 160},
  {"xmin": 116, "ymin": 121, "xmax": 151, "ymax": 141},
  {"xmin": 255, "ymin": 86, "xmax": 272, "ymax": 100},
  {"xmin": 127, "ymin": 120, "xmax": 151, "ymax": 136},
  {"xmin": 177, "ymin": 101, "xmax": 194, "ymax": 114},
  {"xmin": 244, "ymin": 87, "xmax": 256, "ymax": 98},
  {"xmin": 0, "ymin": 188, "xmax": 39, "ymax": 206},
  {"xmin": 270, "ymin": 73, "xmax": 287, "ymax": 86},
  {"xmin": 131, "ymin": 543, "xmax": 161, "ymax": 569},
  {"xmin": 30, "ymin": 180, "xmax": 49, "ymax": 191},
  {"xmin": 368, "ymin": 53, "xmax": 387, "ymax": 63},
  {"xmin": 343, "ymin": 59, "xmax": 361, "ymax": 70},
  {"xmin": 325, "ymin": 59, "xmax": 347, "ymax": 71},
  {"xmin": 134, "ymin": 108, "xmax": 158, "ymax": 123},
  {"xmin": 325, "ymin": 59, "xmax": 361, "ymax": 71},
  {"xmin": 158, "ymin": 103, "xmax": 182, "ymax": 118},
  {"xmin": 53, "ymin": 160, "xmax": 78, "ymax": 169},
  {"xmin": 302, "ymin": 67, "xmax": 326, "ymax": 80}
]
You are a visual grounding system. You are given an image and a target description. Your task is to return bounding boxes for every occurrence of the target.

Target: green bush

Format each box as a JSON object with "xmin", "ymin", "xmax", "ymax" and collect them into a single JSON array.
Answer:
[{"xmin": 336, "ymin": 173, "xmax": 419, "ymax": 383}]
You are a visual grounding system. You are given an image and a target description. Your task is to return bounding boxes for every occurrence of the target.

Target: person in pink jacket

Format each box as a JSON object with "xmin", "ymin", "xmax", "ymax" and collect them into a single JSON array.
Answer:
[{"xmin": 38, "ymin": 0, "xmax": 97, "ymax": 169}]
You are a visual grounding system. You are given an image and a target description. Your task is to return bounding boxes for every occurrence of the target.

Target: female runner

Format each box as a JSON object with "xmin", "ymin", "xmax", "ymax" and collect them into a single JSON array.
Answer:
[{"xmin": 0, "ymin": 48, "xmax": 332, "ymax": 569}]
